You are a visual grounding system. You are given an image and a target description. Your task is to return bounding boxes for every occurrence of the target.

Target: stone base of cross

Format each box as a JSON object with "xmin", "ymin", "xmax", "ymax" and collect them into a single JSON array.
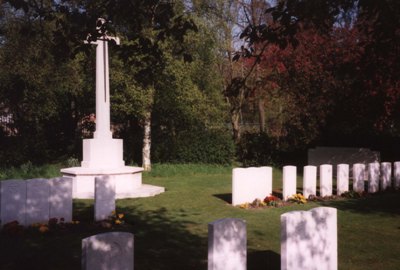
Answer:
[{"xmin": 81, "ymin": 138, "xmax": 125, "ymax": 169}]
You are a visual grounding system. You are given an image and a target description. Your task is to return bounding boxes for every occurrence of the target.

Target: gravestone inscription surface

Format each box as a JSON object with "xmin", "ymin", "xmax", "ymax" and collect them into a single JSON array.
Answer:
[
  {"xmin": 352, "ymin": 163, "xmax": 365, "ymax": 192},
  {"xmin": 394, "ymin": 161, "xmax": 400, "ymax": 189},
  {"xmin": 368, "ymin": 163, "xmax": 380, "ymax": 193},
  {"xmin": 26, "ymin": 178, "xmax": 50, "ymax": 225},
  {"xmin": 208, "ymin": 218, "xmax": 246, "ymax": 270},
  {"xmin": 336, "ymin": 164, "xmax": 349, "ymax": 195},
  {"xmin": 283, "ymin": 166, "xmax": 297, "ymax": 201},
  {"xmin": 320, "ymin": 165, "xmax": 333, "ymax": 197},
  {"xmin": 82, "ymin": 232, "xmax": 134, "ymax": 270},
  {"xmin": 94, "ymin": 175, "xmax": 116, "ymax": 221},
  {"xmin": 49, "ymin": 177, "xmax": 73, "ymax": 222},
  {"xmin": 281, "ymin": 207, "xmax": 337, "ymax": 270},
  {"xmin": 232, "ymin": 167, "xmax": 272, "ymax": 206},
  {"xmin": 380, "ymin": 162, "xmax": 392, "ymax": 191},
  {"xmin": 0, "ymin": 180, "xmax": 27, "ymax": 226},
  {"xmin": 303, "ymin": 166, "xmax": 317, "ymax": 198}
]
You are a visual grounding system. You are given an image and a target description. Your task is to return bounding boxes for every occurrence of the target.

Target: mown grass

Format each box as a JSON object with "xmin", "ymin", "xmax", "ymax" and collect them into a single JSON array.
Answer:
[{"xmin": 0, "ymin": 163, "xmax": 399, "ymax": 269}]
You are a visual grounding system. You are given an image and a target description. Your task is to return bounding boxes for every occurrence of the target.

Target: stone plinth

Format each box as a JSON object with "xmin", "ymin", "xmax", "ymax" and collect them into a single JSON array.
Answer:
[
  {"xmin": 61, "ymin": 166, "xmax": 164, "ymax": 199},
  {"xmin": 81, "ymin": 138, "xmax": 124, "ymax": 169}
]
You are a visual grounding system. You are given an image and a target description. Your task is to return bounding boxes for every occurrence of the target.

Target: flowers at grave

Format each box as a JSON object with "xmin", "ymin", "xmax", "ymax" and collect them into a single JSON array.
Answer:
[
  {"xmin": 108, "ymin": 211, "xmax": 125, "ymax": 225},
  {"xmin": 251, "ymin": 198, "xmax": 266, "ymax": 208},
  {"xmin": 289, "ymin": 193, "xmax": 307, "ymax": 204},
  {"xmin": 341, "ymin": 190, "xmax": 368, "ymax": 199},
  {"xmin": 39, "ymin": 224, "xmax": 49, "ymax": 233},
  {"xmin": 239, "ymin": 202, "xmax": 250, "ymax": 209},
  {"xmin": 263, "ymin": 195, "xmax": 281, "ymax": 207}
]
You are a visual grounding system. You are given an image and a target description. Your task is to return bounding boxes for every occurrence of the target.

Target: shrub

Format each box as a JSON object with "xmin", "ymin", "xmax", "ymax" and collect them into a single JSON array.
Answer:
[
  {"xmin": 153, "ymin": 128, "xmax": 235, "ymax": 165},
  {"xmin": 236, "ymin": 132, "xmax": 277, "ymax": 167}
]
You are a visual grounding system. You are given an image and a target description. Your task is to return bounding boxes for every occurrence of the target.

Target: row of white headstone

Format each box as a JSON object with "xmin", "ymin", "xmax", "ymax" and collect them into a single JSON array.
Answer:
[
  {"xmin": 82, "ymin": 206, "xmax": 337, "ymax": 270},
  {"xmin": 0, "ymin": 177, "xmax": 73, "ymax": 226},
  {"xmin": 0, "ymin": 176, "xmax": 117, "ymax": 226},
  {"xmin": 232, "ymin": 161, "xmax": 400, "ymax": 206}
]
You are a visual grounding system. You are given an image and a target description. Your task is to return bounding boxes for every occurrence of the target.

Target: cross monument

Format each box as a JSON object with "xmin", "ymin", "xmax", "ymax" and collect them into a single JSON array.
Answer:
[{"xmin": 60, "ymin": 18, "xmax": 164, "ymax": 199}]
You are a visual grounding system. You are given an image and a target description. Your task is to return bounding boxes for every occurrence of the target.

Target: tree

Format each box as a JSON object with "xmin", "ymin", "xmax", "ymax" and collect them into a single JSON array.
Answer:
[{"xmin": 235, "ymin": 0, "xmax": 400, "ymax": 161}]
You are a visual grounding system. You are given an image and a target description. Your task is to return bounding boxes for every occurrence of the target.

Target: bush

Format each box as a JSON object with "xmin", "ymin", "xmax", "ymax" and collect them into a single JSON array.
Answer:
[
  {"xmin": 236, "ymin": 132, "xmax": 277, "ymax": 167},
  {"xmin": 237, "ymin": 132, "xmax": 308, "ymax": 167},
  {"xmin": 153, "ymin": 128, "xmax": 235, "ymax": 165}
]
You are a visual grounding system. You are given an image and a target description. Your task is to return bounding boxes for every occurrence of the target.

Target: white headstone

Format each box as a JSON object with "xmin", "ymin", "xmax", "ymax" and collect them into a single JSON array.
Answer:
[
  {"xmin": 352, "ymin": 163, "xmax": 365, "ymax": 192},
  {"xmin": 394, "ymin": 161, "xmax": 400, "ymax": 190},
  {"xmin": 368, "ymin": 163, "xmax": 380, "ymax": 193},
  {"xmin": 82, "ymin": 232, "xmax": 134, "ymax": 270},
  {"xmin": 232, "ymin": 167, "xmax": 272, "ymax": 206},
  {"xmin": 281, "ymin": 207, "xmax": 337, "ymax": 270},
  {"xmin": 0, "ymin": 180, "xmax": 26, "ymax": 226},
  {"xmin": 26, "ymin": 178, "xmax": 50, "ymax": 225},
  {"xmin": 320, "ymin": 164, "xmax": 333, "ymax": 197},
  {"xmin": 283, "ymin": 166, "xmax": 297, "ymax": 201},
  {"xmin": 49, "ymin": 177, "xmax": 73, "ymax": 222},
  {"xmin": 94, "ymin": 175, "xmax": 116, "ymax": 221},
  {"xmin": 208, "ymin": 218, "xmax": 246, "ymax": 270},
  {"xmin": 380, "ymin": 162, "xmax": 392, "ymax": 191},
  {"xmin": 303, "ymin": 166, "xmax": 317, "ymax": 198},
  {"xmin": 336, "ymin": 164, "xmax": 349, "ymax": 195}
]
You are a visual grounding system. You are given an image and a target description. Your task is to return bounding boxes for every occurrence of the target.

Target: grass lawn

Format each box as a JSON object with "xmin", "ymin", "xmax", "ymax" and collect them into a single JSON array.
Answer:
[{"xmin": 0, "ymin": 164, "xmax": 399, "ymax": 269}]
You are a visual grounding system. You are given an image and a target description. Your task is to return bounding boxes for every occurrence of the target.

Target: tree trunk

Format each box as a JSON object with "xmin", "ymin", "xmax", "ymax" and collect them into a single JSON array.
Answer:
[
  {"xmin": 142, "ymin": 111, "xmax": 151, "ymax": 171},
  {"xmin": 258, "ymin": 97, "xmax": 265, "ymax": 133},
  {"xmin": 231, "ymin": 108, "xmax": 241, "ymax": 143}
]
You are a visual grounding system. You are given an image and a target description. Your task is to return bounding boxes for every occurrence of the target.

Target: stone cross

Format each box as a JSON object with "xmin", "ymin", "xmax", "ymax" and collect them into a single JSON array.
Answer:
[{"xmin": 86, "ymin": 18, "xmax": 120, "ymax": 139}]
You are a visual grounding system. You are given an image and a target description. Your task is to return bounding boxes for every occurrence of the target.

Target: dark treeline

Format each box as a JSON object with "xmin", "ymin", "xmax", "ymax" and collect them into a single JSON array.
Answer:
[{"xmin": 0, "ymin": 0, "xmax": 399, "ymax": 167}]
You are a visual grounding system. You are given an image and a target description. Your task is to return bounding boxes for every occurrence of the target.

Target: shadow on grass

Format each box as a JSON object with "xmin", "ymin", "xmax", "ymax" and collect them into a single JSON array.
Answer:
[
  {"xmin": 248, "ymin": 250, "xmax": 280, "ymax": 270},
  {"xmin": 118, "ymin": 205, "xmax": 207, "ymax": 270},
  {"xmin": 213, "ymin": 193, "xmax": 231, "ymax": 204},
  {"xmin": 317, "ymin": 191, "xmax": 400, "ymax": 216},
  {"xmin": 0, "ymin": 201, "xmax": 207, "ymax": 270}
]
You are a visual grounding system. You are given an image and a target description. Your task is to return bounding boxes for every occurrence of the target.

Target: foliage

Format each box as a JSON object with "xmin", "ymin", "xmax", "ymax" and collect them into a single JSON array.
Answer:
[
  {"xmin": 235, "ymin": 0, "xmax": 400, "ymax": 154},
  {"xmin": 236, "ymin": 132, "xmax": 277, "ymax": 166},
  {"xmin": 152, "ymin": 128, "xmax": 235, "ymax": 165},
  {"xmin": 0, "ymin": 162, "xmax": 61, "ymax": 180}
]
